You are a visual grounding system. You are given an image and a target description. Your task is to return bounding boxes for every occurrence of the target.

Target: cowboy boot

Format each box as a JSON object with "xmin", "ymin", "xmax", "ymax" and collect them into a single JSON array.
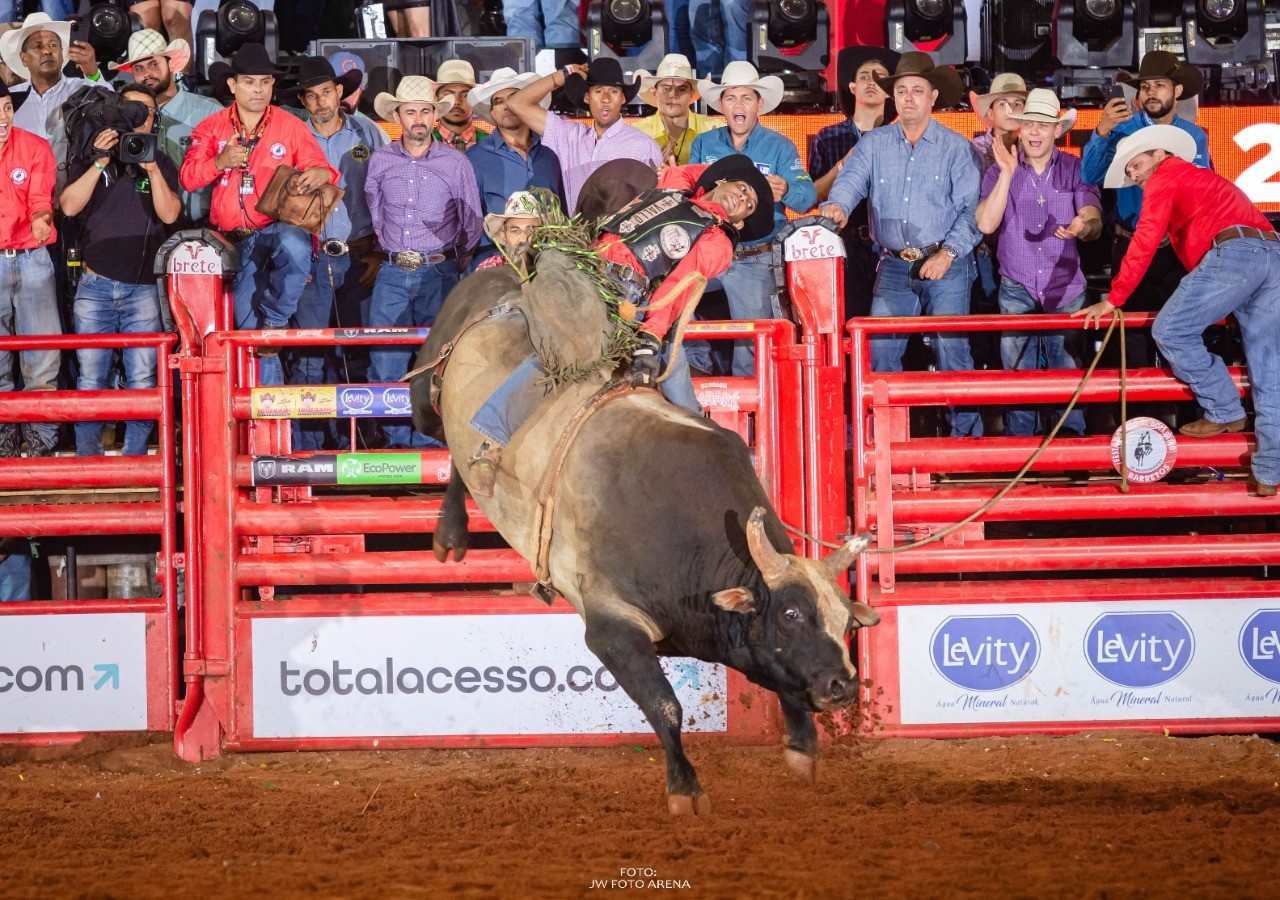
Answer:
[
  {"xmin": 1178, "ymin": 416, "xmax": 1247, "ymax": 438},
  {"xmin": 1248, "ymin": 475, "xmax": 1278, "ymax": 498},
  {"xmin": 467, "ymin": 441, "xmax": 503, "ymax": 498}
]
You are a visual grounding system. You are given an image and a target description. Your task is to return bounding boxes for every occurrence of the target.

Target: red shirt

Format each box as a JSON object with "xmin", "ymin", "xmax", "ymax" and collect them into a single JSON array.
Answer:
[
  {"xmin": 594, "ymin": 164, "xmax": 735, "ymax": 338},
  {"xmin": 180, "ymin": 105, "xmax": 337, "ymax": 233},
  {"xmin": 1108, "ymin": 157, "xmax": 1271, "ymax": 307},
  {"xmin": 0, "ymin": 127, "xmax": 57, "ymax": 250}
]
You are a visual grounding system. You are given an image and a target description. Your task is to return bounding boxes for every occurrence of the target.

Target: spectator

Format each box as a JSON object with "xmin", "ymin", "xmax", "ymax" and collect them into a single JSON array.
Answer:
[
  {"xmin": 327, "ymin": 51, "xmax": 372, "ymax": 120},
  {"xmin": 385, "ymin": 0, "xmax": 431, "ymax": 37},
  {"xmin": 60, "ymin": 82, "xmax": 180, "ymax": 457},
  {"xmin": 433, "ymin": 59, "xmax": 488, "ymax": 151},
  {"xmin": 466, "ymin": 67, "xmax": 565, "ymax": 268},
  {"xmin": 506, "ymin": 59, "xmax": 661, "ymax": 214},
  {"xmin": 634, "ymin": 54, "xmax": 716, "ymax": 167},
  {"xmin": 811, "ymin": 45, "xmax": 898, "ymax": 318},
  {"xmin": 0, "ymin": 538, "xmax": 32, "ymax": 601},
  {"xmin": 290, "ymin": 55, "xmax": 387, "ymax": 450},
  {"xmin": 820, "ymin": 52, "xmax": 982, "ymax": 438},
  {"xmin": 179, "ymin": 43, "xmax": 336, "ymax": 386},
  {"xmin": 111, "ymin": 31, "xmax": 220, "ymax": 225},
  {"xmin": 0, "ymin": 81, "xmax": 61, "ymax": 459},
  {"xmin": 366, "ymin": 77, "xmax": 481, "ymax": 448},
  {"xmin": 976, "ymin": 89, "xmax": 1101, "ymax": 438},
  {"xmin": 690, "ymin": 61, "xmax": 816, "ymax": 376},
  {"xmin": 688, "ymin": 0, "xmax": 749, "ymax": 80},
  {"xmin": 128, "ymin": 1, "xmax": 196, "ymax": 72},
  {"xmin": 503, "ymin": 0, "xmax": 580, "ymax": 53}
]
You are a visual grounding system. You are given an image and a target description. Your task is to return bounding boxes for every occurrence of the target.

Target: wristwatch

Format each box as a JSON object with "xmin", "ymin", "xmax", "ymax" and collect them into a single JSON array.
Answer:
[{"xmin": 943, "ymin": 245, "xmax": 959, "ymax": 260}]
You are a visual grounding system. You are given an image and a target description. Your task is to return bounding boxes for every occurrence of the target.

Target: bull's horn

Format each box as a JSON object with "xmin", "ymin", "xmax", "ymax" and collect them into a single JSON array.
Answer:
[
  {"xmin": 822, "ymin": 533, "xmax": 872, "ymax": 581},
  {"xmin": 746, "ymin": 507, "xmax": 790, "ymax": 588}
]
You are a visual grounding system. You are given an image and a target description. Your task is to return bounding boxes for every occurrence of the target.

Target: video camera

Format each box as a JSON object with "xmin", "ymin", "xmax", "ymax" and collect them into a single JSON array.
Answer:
[{"xmin": 115, "ymin": 132, "xmax": 157, "ymax": 165}]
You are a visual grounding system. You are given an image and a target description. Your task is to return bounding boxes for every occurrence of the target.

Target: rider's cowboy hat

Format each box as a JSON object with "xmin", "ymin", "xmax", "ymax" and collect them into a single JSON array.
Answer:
[
  {"xmin": 635, "ymin": 54, "xmax": 698, "ymax": 107},
  {"xmin": 1103, "ymin": 124, "xmax": 1198, "ymax": 189},
  {"xmin": 563, "ymin": 58, "xmax": 641, "ymax": 108},
  {"xmin": 374, "ymin": 75, "xmax": 455, "ymax": 120},
  {"xmin": 874, "ymin": 50, "xmax": 963, "ymax": 110},
  {"xmin": 468, "ymin": 67, "xmax": 545, "ymax": 124},
  {"xmin": 1117, "ymin": 50, "xmax": 1203, "ymax": 101},
  {"xmin": 109, "ymin": 29, "xmax": 191, "ymax": 74},
  {"xmin": 970, "ymin": 72, "xmax": 1029, "ymax": 119},
  {"xmin": 695, "ymin": 153, "xmax": 774, "ymax": 243},
  {"xmin": 483, "ymin": 191, "xmax": 542, "ymax": 240},
  {"xmin": 1, "ymin": 12, "xmax": 72, "ymax": 82},
  {"xmin": 698, "ymin": 61, "xmax": 784, "ymax": 115},
  {"xmin": 1010, "ymin": 88, "xmax": 1078, "ymax": 138}
]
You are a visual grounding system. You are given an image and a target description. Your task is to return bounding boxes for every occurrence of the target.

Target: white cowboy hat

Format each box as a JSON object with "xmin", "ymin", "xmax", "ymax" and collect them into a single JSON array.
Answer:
[
  {"xmin": 109, "ymin": 29, "xmax": 191, "ymax": 73},
  {"xmin": 970, "ymin": 72, "xmax": 1029, "ymax": 119},
  {"xmin": 373, "ymin": 76, "xmax": 455, "ymax": 121},
  {"xmin": 483, "ymin": 191, "xmax": 541, "ymax": 240},
  {"xmin": 0, "ymin": 13, "xmax": 73, "ymax": 82},
  {"xmin": 1011, "ymin": 88, "xmax": 1078, "ymax": 138},
  {"xmin": 1104, "ymin": 124, "xmax": 1198, "ymax": 189},
  {"xmin": 636, "ymin": 53, "xmax": 698, "ymax": 107},
  {"xmin": 468, "ymin": 67, "xmax": 544, "ymax": 125},
  {"xmin": 698, "ymin": 61, "xmax": 784, "ymax": 115},
  {"xmin": 435, "ymin": 58, "xmax": 476, "ymax": 87}
]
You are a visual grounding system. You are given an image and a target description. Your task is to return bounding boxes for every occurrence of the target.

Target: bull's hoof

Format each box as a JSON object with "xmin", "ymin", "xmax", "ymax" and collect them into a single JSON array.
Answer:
[
  {"xmin": 667, "ymin": 792, "xmax": 712, "ymax": 817},
  {"xmin": 432, "ymin": 530, "xmax": 469, "ymax": 563},
  {"xmin": 784, "ymin": 748, "xmax": 819, "ymax": 784}
]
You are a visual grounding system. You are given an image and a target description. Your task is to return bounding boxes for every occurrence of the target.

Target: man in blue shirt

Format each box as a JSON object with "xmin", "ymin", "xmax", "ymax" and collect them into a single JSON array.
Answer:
[
  {"xmin": 466, "ymin": 67, "xmax": 565, "ymax": 268},
  {"xmin": 821, "ymin": 51, "xmax": 982, "ymax": 438},
  {"xmin": 691, "ymin": 61, "xmax": 816, "ymax": 375}
]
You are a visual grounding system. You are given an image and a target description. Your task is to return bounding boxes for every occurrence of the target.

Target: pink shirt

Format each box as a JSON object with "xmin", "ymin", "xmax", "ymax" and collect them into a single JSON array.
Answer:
[{"xmin": 541, "ymin": 111, "xmax": 661, "ymax": 215}]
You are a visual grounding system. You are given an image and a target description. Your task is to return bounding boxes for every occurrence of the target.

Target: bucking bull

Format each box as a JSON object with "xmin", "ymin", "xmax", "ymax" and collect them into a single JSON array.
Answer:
[{"xmin": 408, "ymin": 187, "xmax": 877, "ymax": 816}]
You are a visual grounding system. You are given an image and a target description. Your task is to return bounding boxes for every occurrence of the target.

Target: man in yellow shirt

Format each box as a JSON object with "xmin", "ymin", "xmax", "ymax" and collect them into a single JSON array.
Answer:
[{"xmin": 634, "ymin": 54, "xmax": 717, "ymax": 167}]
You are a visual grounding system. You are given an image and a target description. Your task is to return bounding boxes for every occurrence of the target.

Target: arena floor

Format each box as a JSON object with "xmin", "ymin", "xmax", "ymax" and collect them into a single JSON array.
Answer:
[{"xmin": 1, "ymin": 730, "xmax": 1276, "ymax": 898}]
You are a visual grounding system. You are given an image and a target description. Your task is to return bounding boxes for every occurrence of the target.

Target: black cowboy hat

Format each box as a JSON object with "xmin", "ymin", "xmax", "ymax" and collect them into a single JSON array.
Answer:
[
  {"xmin": 874, "ymin": 50, "xmax": 963, "ymax": 111},
  {"xmin": 295, "ymin": 56, "xmax": 362, "ymax": 98},
  {"xmin": 695, "ymin": 154, "xmax": 774, "ymax": 244},
  {"xmin": 1117, "ymin": 50, "xmax": 1203, "ymax": 101},
  {"xmin": 836, "ymin": 45, "xmax": 900, "ymax": 116},
  {"xmin": 230, "ymin": 42, "xmax": 284, "ymax": 77},
  {"xmin": 575, "ymin": 158, "xmax": 658, "ymax": 220},
  {"xmin": 563, "ymin": 58, "xmax": 641, "ymax": 109}
]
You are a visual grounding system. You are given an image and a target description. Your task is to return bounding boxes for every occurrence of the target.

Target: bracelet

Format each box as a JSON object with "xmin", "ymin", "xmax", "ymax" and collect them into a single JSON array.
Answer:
[
  {"xmin": 93, "ymin": 160, "xmax": 107, "ymax": 171},
  {"xmin": 86, "ymin": 70, "xmax": 101, "ymax": 82}
]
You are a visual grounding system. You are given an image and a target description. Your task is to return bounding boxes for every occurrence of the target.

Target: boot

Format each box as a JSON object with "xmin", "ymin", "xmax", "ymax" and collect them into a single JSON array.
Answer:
[
  {"xmin": 1178, "ymin": 416, "xmax": 1246, "ymax": 438},
  {"xmin": 467, "ymin": 441, "xmax": 503, "ymax": 498},
  {"xmin": 1248, "ymin": 475, "xmax": 1278, "ymax": 498}
]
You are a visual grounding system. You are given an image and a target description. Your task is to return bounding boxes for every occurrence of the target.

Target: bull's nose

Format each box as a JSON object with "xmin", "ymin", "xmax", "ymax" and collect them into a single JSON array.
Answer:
[{"xmin": 826, "ymin": 677, "xmax": 850, "ymax": 705}]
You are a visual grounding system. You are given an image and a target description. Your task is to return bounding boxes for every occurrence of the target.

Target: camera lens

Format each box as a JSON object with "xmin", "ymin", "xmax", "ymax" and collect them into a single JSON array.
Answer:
[{"xmin": 122, "ymin": 135, "xmax": 144, "ymax": 156}]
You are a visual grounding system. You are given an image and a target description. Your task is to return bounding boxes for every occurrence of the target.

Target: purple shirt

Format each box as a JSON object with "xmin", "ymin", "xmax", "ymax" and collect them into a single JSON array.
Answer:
[
  {"xmin": 541, "ymin": 111, "xmax": 662, "ymax": 214},
  {"xmin": 365, "ymin": 139, "xmax": 483, "ymax": 256},
  {"xmin": 980, "ymin": 148, "xmax": 1101, "ymax": 310}
]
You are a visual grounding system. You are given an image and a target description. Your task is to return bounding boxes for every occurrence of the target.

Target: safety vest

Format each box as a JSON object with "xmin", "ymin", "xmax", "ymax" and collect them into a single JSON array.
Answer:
[{"xmin": 599, "ymin": 189, "xmax": 722, "ymax": 283}]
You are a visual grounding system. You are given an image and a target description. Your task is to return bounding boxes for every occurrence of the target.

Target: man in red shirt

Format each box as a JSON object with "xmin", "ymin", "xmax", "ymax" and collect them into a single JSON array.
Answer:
[
  {"xmin": 0, "ymin": 82, "xmax": 62, "ymax": 458},
  {"xmin": 1076, "ymin": 125, "xmax": 1279, "ymax": 497},
  {"xmin": 180, "ymin": 43, "xmax": 336, "ymax": 385}
]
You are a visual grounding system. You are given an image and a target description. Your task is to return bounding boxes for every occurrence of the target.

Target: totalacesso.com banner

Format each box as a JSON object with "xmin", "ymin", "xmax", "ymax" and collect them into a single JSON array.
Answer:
[{"xmin": 896, "ymin": 600, "xmax": 1280, "ymax": 725}]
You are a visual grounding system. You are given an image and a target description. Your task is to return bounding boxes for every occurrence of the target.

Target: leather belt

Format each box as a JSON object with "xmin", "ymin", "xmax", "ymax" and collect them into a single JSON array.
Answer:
[
  {"xmin": 733, "ymin": 240, "xmax": 773, "ymax": 260},
  {"xmin": 846, "ymin": 224, "xmax": 872, "ymax": 243},
  {"xmin": 1114, "ymin": 222, "xmax": 1170, "ymax": 249},
  {"xmin": 0, "ymin": 247, "xmax": 41, "ymax": 258},
  {"xmin": 1212, "ymin": 225, "xmax": 1280, "ymax": 248},
  {"xmin": 392, "ymin": 247, "xmax": 457, "ymax": 270},
  {"xmin": 605, "ymin": 261, "xmax": 648, "ymax": 291},
  {"xmin": 884, "ymin": 242, "xmax": 941, "ymax": 262}
]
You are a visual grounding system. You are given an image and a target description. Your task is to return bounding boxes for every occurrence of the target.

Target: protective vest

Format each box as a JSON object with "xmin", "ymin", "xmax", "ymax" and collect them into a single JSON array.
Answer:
[{"xmin": 599, "ymin": 189, "xmax": 722, "ymax": 283}]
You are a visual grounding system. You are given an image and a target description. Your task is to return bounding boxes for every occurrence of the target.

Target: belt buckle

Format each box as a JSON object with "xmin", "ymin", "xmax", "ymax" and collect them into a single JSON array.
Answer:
[
  {"xmin": 229, "ymin": 227, "xmax": 254, "ymax": 241},
  {"xmin": 1, "ymin": 249, "xmax": 16, "ymax": 258},
  {"xmin": 322, "ymin": 239, "xmax": 348, "ymax": 257},
  {"xmin": 396, "ymin": 250, "xmax": 424, "ymax": 271},
  {"xmin": 900, "ymin": 246, "xmax": 924, "ymax": 262}
]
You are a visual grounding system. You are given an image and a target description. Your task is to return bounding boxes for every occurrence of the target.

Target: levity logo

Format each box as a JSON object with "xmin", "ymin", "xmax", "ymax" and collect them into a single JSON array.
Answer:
[
  {"xmin": 1240, "ymin": 609, "xmax": 1280, "ymax": 683},
  {"xmin": 1085, "ymin": 612, "xmax": 1194, "ymax": 688},
  {"xmin": 0, "ymin": 662, "xmax": 120, "ymax": 692},
  {"xmin": 930, "ymin": 615, "xmax": 1040, "ymax": 691}
]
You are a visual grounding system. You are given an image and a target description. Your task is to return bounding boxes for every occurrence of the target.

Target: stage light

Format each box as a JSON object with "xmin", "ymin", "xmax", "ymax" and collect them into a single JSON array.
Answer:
[
  {"xmin": 195, "ymin": 0, "xmax": 280, "ymax": 81},
  {"xmin": 767, "ymin": 0, "xmax": 819, "ymax": 48},
  {"xmin": 70, "ymin": 1, "xmax": 137, "ymax": 67},
  {"xmin": 586, "ymin": 0, "xmax": 667, "ymax": 76},
  {"xmin": 750, "ymin": 0, "xmax": 830, "ymax": 110},
  {"xmin": 1056, "ymin": 0, "xmax": 1136, "ymax": 68},
  {"xmin": 885, "ymin": 0, "xmax": 966, "ymax": 67},
  {"xmin": 1183, "ymin": 0, "xmax": 1264, "ymax": 64}
]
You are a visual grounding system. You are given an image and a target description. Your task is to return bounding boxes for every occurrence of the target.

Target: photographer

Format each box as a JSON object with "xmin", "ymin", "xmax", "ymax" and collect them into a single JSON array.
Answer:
[{"xmin": 60, "ymin": 83, "xmax": 179, "ymax": 458}]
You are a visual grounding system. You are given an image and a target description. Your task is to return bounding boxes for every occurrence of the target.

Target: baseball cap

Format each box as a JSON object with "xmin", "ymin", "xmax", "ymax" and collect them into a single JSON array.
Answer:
[{"xmin": 327, "ymin": 51, "xmax": 367, "ymax": 91}]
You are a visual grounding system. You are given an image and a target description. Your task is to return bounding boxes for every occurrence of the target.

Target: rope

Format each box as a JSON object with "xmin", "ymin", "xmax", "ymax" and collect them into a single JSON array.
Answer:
[{"xmin": 652, "ymin": 272, "xmax": 707, "ymax": 384}]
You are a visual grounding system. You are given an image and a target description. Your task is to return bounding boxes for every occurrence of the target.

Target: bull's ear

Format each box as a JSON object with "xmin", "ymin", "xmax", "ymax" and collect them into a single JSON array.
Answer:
[
  {"xmin": 712, "ymin": 587, "xmax": 757, "ymax": 614},
  {"xmin": 851, "ymin": 601, "xmax": 880, "ymax": 627}
]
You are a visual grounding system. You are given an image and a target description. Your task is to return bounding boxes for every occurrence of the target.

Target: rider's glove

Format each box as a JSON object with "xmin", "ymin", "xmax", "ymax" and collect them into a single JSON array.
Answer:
[{"xmin": 629, "ymin": 331, "xmax": 663, "ymax": 387}]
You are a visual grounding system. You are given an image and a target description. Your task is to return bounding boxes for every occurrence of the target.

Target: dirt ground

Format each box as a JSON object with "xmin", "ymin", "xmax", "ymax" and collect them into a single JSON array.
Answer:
[{"xmin": 0, "ymin": 731, "xmax": 1276, "ymax": 899}]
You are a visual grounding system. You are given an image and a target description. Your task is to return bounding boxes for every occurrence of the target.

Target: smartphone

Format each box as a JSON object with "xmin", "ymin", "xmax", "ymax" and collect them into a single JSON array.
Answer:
[
  {"xmin": 1099, "ymin": 83, "xmax": 1125, "ymax": 103},
  {"xmin": 68, "ymin": 17, "xmax": 90, "ymax": 47}
]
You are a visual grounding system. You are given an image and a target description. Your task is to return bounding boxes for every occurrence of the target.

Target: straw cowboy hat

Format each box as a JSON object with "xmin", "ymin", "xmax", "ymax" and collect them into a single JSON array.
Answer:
[
  {"xmin": 1, "ymin": 12, "xmax": 72, "ymax": 82},
  {"xmin": 970, "ymin": 72, "xmax": 1029, "ymax": 119},
  {"xmin": 435, "ymin": 58, "xmax": 476, "ymax": 87},
  {"xmin": 109, "ymin": 29, "xmax": 191, "ymax": 74},
  {"xmin": 1103, "ymin": 124, "xmax": 1198, "ymax": 189},
  {"xmin": 374, "ymin": 75, "xmax": 455, "ymax": 120},
  {"xmin": 835, "ymin": 45, "xmax": 899, "ymax": 115},
  {"xmin": 874, "ymin": 50, "xmax": 963, "ymax": 110},
  {"xmin": 698, "ymin": 61, "xmax": 784, "ymax": 115},
  {"xmin": 483, "ymin": 191, "xmax": 541, "ymax": 240},
  {"xmin": 468, "ymin": 67, "xmax": 544, "ymax": 124},
  {"xmin": 1118, "ymin": 50, "xmax": 1203, "ymax": 101},
  {"xmin": 636, "ymin": 53, "xmax": 698, "ymax": 107},
  {"xmin": 563, "ymin": 58, "xmax": 641, "ymax": 108},
  {"xmin": 1010, "ymin": 88, "xmax": 1079, "ymax": 138}
]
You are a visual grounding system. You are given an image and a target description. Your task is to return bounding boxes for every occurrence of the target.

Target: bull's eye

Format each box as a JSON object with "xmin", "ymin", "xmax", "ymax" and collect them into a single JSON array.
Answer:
[{"xmin": 784, "ymin": 607, "xmax": 805, "ymax": 623}]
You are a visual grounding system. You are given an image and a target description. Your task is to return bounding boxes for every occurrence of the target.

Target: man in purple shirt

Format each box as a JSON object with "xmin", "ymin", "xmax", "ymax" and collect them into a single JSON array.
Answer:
[
  {"xmin": 366, "ymin": 76, "xmax": 483, "ymax": 448},
  {"xmin": 976, "ymin": 89, "xmax": 1102, "ymax": 438},
  {"xmin": 506, "ymin": 58, "xmax": 662, "ymax": 213}
]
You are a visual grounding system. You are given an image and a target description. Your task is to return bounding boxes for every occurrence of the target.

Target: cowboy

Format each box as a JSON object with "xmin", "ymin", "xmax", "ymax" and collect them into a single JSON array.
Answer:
[
  {"xmin": 0, "ymin": 80, "xmax": 61, "ymax": 459},
  {"xmin": 689, "ymin": 61, "xmax": 816, "ymax": 376},
  {"xmin": 811, "ymin": 46, "xmax": 899, "ymax": 319},
  {"xmin": 366, "ymin": 76, "xmax": 482, "ymax": 449},
  {"xmin": 179, "ymin": 43, "xmax": 337, "ymax": 386},
  {"xmin": 634, "ymin": 54, "xmax": 717, "ymax": 168},
  {"xmin": 474, "ymin": 191, "xmax": 542, "ymax": 271},
  {"xmin": 466, "ymin": 155, "xmax": 773, "ymax": 497},
  {"xmin": 466, "ymin": 67, "xmax": 565, "ymax": 269},
  {"xmin": 1, "ymin": 13, "xmax": 110, "ymax": 146},
  {"xmin": 110, "ymin": 31, "xmax": 220, "ymax": 225},
  {"xmin": 432, "ymin": 59, "xmax": 489, "ymax": 151},
  {"xmin": 976, "ymin": 89, "xmax": 1101, "ymax": 438},
  {"xmin": 687, "ymin": 0, "xmax": 750, "ymax": 81},
  {"xmin": 506, "ymin": 58, "xmax": 662, "ymax": 214},
  {"xmin": 1074, "ymin": 125, "xmax": 1278, "ymax": 498},
  {"xmin": 289, "ymin": 56, "xmax": 389, "ymax": 450},
  {"xmin": 820, "ymin": 51, "xmax": 983, "ymax": 438}
]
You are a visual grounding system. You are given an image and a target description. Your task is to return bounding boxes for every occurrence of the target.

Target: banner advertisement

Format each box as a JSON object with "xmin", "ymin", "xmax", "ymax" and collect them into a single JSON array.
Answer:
[
  {"xmin": 251, "ymin": 615, "xmax": 729, "ymax": 738},
  {"xmin": 335, "ymin": 385, "xmax": 414, "ymax": 418},
  {"xmin": 250, "ymin": 386, "xmax": 338, "ymax": 419}
]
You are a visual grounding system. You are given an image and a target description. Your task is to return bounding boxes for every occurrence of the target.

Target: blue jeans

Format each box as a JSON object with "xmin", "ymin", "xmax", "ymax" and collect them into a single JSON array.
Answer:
[
  {"xmin": 711, "ymin": 252, "xmax": 779, "ymax": 377},
  {"xmin": 998, "ymin": 279, "xmax": 1086, "ymax": 438},
  {"xmin": 688, "ymin": 0, "xmax": 750, "ymax": 77},
  {"xmin": 1152, "ymin": 238, "xmax": 1280, "ymax": 486},
  {"xmin": 666, "ymin": 0, "xmax": 695, "ymax": 59},
  {"xmin": 0, "ymin": 248, "xmax": 61, "ymax": 449},
  {"xmin": 73, "ymin": 272, "xmax": 162, "ymax": 456},
  {"xmin": 871, "ymin": 254, "xmax": 982, "ymax": 438},
  {"xmin": 368, "ymin": 259, "xmax": 458, "ymax": 448},
  {"xmin": 233, "ymin": 223, "xmax": 313, "ymax": 386},
  {"xmin": 0, "ymin": 549, "xmax": 32, "ymax": 602},
  {"xmin": 502, "ymin": 0, "xmax": 581, "ymax": 50}
]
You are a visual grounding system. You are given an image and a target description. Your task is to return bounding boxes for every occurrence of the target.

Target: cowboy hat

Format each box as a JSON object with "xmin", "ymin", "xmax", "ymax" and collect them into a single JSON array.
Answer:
[
  {"xmin": 1011, "ymin": 88, "xmax": 1078, "ymax": 137},
  {"xmin": 469, "ymin": 67, "xmax": 544, "ymax": 124},
  {"xmin": 109, "ymin": 30, "xmax": 190, "ymax": 74},
  {"xmin": 295, "ymin": 56, "xmax": 362, "ymax": 98},
  {"xmin": 435, "ymin": 58, "xmax": 477, "ymax": 87},
  {"xmin": 1103, "ymin": 124, "xmax": 1198, "ymax": 189},
  {"xmin": 483, "ymin": 191, "xmax": 542, "ymax": 240},
  {"xmin": 971, "ymin": 72, "xmax": 1029, "ymax": 119},
  {"xmin": 835, "ymin": 45, "xmax": 899, "ymax": 116},
  {"xmin": 563, "ymin": 58, "xmax": 641, "ymax": 108},
  {"xmin": 229, "ymin": 42, "xmax": 284, "ymax": 77},
  {"xmin": 695, "ymin": 154, "xmax": 774, "ymax": 243},
  {"xmin": 0, "ymin": 13, "xmax": 72, "ymax": 82},
  {"xmin": 874, "ymin": 51, "xmax": 963, "ymax": 110},
  {"xmin": 636, "ymin": 53, "xmax": 698, "ymax": 107},
  {"xmin": 1117, "ymin": 50, "xmax": 1203, "ymax": 101},
  {"xmin": 698, "ymin": 61, "xmax": 784, "ymax": 115},
  {"xmin": 373, "ymin": 75, "xmax": 455, "ymax": 120}
]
